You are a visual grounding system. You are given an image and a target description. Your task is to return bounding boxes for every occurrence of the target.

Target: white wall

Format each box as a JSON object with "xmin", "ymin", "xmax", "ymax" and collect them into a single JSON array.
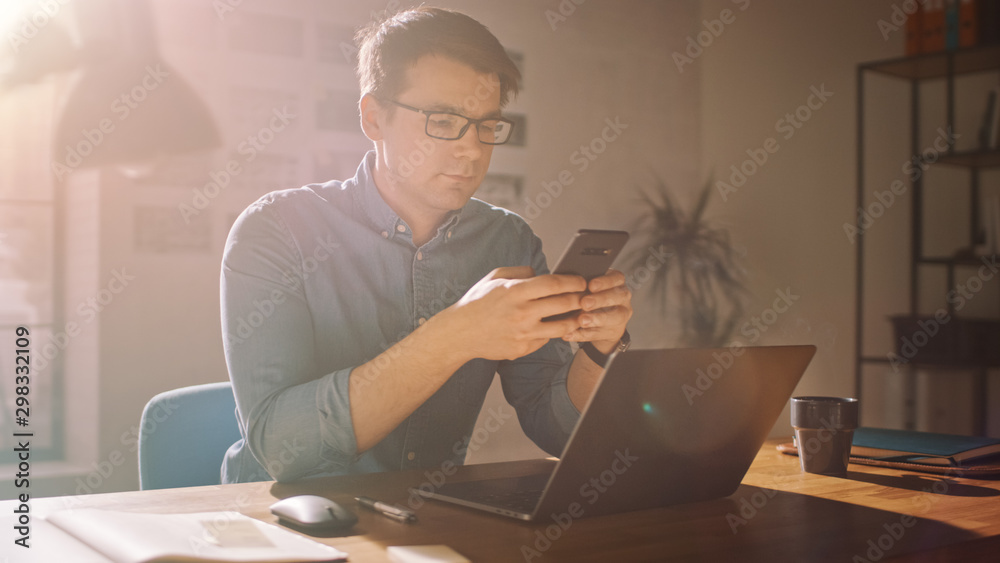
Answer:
[{"xmin": 699, "ymin": 0, "xmax": 889, "ymax": 435}]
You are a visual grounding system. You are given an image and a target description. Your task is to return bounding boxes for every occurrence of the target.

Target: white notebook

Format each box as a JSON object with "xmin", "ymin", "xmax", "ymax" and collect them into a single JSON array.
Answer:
[{"xmin": 14, "ymin": 508, "xmax": 347, "ymax": 563}]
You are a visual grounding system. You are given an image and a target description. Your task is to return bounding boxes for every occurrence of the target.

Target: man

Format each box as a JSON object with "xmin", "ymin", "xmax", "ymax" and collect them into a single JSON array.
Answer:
[{"xmin": 220, "ymin": 6, "xmax": 632, "ymax": 483}]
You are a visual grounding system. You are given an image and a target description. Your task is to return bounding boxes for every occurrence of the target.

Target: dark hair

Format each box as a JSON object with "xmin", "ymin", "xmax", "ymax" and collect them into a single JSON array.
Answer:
[{"xmin": 355, "ymin": 7, "xmax": 521, "ymax": 108}]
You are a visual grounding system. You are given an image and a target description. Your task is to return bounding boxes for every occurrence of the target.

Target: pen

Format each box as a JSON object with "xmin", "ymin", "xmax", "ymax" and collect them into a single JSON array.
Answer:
[{"xmin": 355, "ymin": 496, "xmax": 418, "ymax": 524}]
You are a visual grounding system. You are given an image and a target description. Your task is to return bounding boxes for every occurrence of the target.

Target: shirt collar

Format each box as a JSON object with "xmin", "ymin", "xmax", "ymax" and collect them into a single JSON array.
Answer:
[{"xmin": 353, "ymin": 150, "xmax": 463, "ymax": 242}]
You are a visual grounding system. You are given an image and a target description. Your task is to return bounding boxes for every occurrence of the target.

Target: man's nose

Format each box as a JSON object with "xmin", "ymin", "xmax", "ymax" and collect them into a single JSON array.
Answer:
[{"xmin": 452, "ymin": 124, "xmax": 485, "ymax": 159}]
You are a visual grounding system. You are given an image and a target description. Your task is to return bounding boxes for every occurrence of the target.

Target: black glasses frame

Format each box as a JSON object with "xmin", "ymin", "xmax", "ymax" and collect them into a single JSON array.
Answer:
[{"xmin": 382, "ymin": 99, "xmax": 515, "ymax": 145}]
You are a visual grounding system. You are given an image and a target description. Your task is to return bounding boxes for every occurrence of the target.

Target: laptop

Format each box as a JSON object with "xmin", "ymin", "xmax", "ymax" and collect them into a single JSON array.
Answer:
[{"xmin": 412, "ymin": 345, "xmax": 816, "ymax": 521}]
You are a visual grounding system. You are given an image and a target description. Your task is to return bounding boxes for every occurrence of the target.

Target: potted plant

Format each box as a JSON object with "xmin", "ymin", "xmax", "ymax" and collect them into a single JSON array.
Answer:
[{"xmin": 626, "ymin": 176, "xmax": 749, "ymax": 348}]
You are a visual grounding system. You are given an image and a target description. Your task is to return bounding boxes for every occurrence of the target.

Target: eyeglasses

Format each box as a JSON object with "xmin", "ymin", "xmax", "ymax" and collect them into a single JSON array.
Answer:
[{"xmin": 382, "ymin": 99, "xmax": 515, "ymax": 145}]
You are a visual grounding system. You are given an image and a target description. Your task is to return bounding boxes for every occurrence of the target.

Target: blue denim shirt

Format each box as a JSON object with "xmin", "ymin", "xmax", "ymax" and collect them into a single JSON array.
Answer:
[{"xmin": 220, "ymin": 151, "xmax": 581, "ymax": 483}]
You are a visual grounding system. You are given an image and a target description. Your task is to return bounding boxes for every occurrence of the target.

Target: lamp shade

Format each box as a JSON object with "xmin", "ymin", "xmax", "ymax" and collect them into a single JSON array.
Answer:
[{"xmin": 52, "ymin": 57, "xmax": 220, "ymax": 170}]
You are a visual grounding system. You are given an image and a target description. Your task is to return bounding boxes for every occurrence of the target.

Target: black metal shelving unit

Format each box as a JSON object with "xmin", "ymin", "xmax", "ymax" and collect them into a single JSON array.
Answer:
[{"xmin": 855, "ymin": 44, "xmax": 1000, "ymax": 436}]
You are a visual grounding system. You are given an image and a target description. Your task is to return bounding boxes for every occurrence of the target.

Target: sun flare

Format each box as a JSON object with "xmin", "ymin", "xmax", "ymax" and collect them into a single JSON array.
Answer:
[{"xmin": 0, "ymin": 0, "xmax": 34, "ymax": 39}]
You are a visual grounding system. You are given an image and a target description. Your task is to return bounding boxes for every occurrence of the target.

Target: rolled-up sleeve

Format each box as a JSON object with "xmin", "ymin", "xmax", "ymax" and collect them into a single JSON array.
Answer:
[
  {"xmin": 497, "ymin": 341, "xmax": 580, "ymax": 457},
  {"xmin": 221, "ymin": 199, "xmax": 358, "ymax": 481}
]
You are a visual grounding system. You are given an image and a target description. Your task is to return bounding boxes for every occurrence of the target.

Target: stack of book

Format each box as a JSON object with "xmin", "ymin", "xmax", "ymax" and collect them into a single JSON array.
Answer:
[
  {"xmin": 904, "ymin": 0, "xmax": 1000, "ymax": 55},
  {"xmin": 780, "ymin": 427, "xmax": 1000, "ymax": 477},
  {"xmin": 851, "ymin": 427, "xmax": 1000, "ymax": 466}
]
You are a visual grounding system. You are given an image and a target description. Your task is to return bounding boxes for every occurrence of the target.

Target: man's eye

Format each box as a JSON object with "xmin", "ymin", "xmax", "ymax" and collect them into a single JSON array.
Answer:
[{"xmin": 430, "ymin": 115, "xmax": 460, "ymax": 128}]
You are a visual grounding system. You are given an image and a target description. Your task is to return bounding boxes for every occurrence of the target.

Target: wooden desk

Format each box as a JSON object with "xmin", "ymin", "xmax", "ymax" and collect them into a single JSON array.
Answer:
[{"xmin": 8, "ymin": 440, "xmax": 1000, "ymax": 562}]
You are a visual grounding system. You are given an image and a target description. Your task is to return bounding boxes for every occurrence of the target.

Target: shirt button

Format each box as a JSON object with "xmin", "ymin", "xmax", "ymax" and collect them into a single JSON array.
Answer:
[
  {"xmin": 416, "ymin": 251, "xmax": 423, "ymax": 261},
  {"xmin": 396, "ymin": 224, "xmax": 406, "ymax": 233},
  {"xmin": 447, "ymin": 230, "xmax": 453, "ymax": 239},
  {"xmin": 407, "ymin": 452, "xmax": 415, "ymax": 461},
  {"xmin": 381, "ymin": 231, "xmax": 388, "ymax": 238},
  {"xmin": 418, "ymin": 317, "xmax": 426, "ymax": 325}
]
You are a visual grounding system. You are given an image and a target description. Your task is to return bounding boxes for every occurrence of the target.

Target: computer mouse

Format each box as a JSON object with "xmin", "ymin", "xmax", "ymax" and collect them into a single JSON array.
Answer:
[{"xmin": 269, "ymin": 495, "xmax": 358, "ymax": 534}]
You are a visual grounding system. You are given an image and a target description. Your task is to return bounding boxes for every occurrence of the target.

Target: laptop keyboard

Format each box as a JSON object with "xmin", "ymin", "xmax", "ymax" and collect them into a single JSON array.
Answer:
[{"xmin": 470, "ymin": 489, "xmax": 544, "ymax": 513}]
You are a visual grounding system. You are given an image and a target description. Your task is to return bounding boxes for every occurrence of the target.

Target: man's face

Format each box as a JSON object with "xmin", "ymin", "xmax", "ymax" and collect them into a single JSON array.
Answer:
[{"xmin": 372, "ymin": 54, "xmax": 502, "ymax": 218}]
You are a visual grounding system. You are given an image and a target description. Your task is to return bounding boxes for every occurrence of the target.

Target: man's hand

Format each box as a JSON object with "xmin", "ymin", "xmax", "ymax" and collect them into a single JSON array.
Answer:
[
  {"xmin": 434, "ymin": 266, "xmax": 588, "ymax": 362},
  {"xmin": 560, "ymin": 268, "xmax": 632, "ymax": 410},
  {"xmin": 348, "ymin": 266, "xmax": 630, "ymax": 452},
  {"xmin": 562, "ymin": 269, "xmax": 633, "ymax": 353}
]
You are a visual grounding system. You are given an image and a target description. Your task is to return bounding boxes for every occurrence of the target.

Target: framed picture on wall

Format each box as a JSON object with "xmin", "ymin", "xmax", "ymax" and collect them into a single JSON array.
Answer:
[
  {"xmin": 505, "ymin": 113, "xmax": 527, "ymax": 147},
  {"xmin": 476, "ymin": 173, "xmax": 523, "ymax": 211},
  {"xmin": 316, "ymin": 89, "xmax": 362, "ymax": 131},
  {"xmin": 317, "ymin": 21, "xmax": 358, "ymax": 66},
  {"xmin": 314, "ymin": 150, "xmax": 369, "ymax": 183},
  {"xmin": 506, "ymin": 50, "xmax": 525, "ymax": 90},
  {"xmin": 227, "ymin": 11, "xmax": 304, "ymax": 58},
  {"xmin": 134, "ymin": 205, "xmax": 211, "ymax": 253},
  {"xmin": 229, "ymin": 152, "xmax": 300, "ymax": 195},
  {"xmin": 129, "ymin": 154, "xmax": 215, "ymax": 189}
]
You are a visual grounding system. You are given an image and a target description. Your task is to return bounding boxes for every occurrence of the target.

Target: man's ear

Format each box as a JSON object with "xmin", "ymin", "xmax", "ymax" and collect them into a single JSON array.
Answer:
[{"xmin": 359, "ymin": 94, "xmax": 383, "ymax": 142}]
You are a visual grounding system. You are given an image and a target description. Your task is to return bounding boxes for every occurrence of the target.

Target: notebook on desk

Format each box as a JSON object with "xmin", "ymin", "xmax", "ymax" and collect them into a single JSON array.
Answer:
[{"xmin": 412, "ymin": 345, "xmax": 817, "ymax": 521}]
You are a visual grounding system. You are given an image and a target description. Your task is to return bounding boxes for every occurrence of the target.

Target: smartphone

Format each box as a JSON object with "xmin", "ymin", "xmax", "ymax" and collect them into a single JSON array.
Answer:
[{"xmin": 542, "ymin": 229, "xmax": 629, "ymax": 322}]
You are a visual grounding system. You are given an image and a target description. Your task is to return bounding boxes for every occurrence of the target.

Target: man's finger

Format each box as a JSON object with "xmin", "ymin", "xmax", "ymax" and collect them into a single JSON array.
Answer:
[
  {"xmin": 513, "ymin": 273, "xmax": 587, "ymax": 300},
  {"xmin": 581, "ymin": 285, "xmax": 632, "ymax": 311},
  {"xmin": 563, "ymin": 326, "xmax": 616, "ymax": 342},
  {"xmin": 533, "ymin": 292, "xmax": 584, "ymax": 320},
  {"xmin": 534, "ymin": 316, "xmax": 582, "ymax": 338},
  {"xmin": 588, "ymin": 269, "xmax": 626, "ymax": 293},
  {"xmin": 578, "ymin": 305, "xmax": 630, "ymax": 329},
  {"xmin": 488, "ymin": 266, "xmax": 535, "ymax": 281}
]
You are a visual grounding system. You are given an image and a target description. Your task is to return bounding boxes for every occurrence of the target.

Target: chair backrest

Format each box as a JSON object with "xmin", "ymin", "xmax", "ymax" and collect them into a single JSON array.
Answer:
[{"xmin": 138, "ymin": 381, "xmax": 241, "ymax": 490}]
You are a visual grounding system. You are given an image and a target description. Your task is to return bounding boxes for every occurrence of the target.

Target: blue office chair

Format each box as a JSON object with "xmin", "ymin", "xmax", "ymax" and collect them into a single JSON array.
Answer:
[{"xmin": 138, "ymin": 381, "xmax": 242, "ymax": 490}]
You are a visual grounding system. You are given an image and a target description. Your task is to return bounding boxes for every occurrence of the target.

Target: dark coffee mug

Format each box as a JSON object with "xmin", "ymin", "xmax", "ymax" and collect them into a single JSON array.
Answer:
[{"xmin": 790, "ymin": 396, "xmax": 859, "ymax": 476}]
